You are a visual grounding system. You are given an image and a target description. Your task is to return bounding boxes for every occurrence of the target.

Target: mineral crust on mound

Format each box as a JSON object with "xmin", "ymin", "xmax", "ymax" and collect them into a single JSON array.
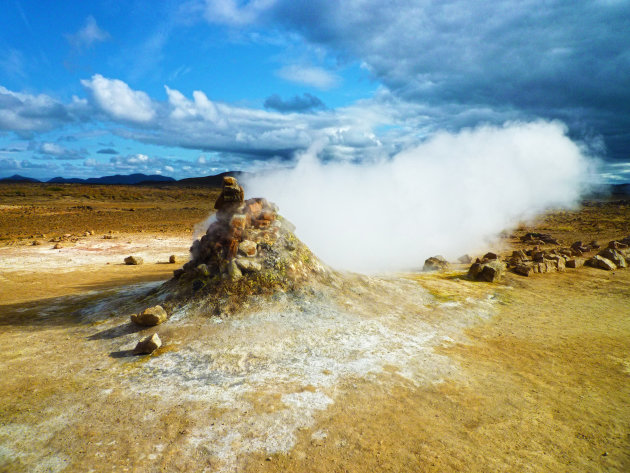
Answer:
[{"xmin": 162, "ymin": 177, "xmax": 329, "ymax": 312}]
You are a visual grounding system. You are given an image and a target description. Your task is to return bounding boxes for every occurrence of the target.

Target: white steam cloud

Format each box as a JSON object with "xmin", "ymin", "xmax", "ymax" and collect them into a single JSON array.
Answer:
[{"xmin": 244, "ymin": 121, "xmax": 597, "ymax": 272}]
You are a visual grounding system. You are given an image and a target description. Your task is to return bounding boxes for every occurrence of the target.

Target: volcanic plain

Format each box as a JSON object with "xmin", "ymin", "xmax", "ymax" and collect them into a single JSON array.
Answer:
[{"xmin": 0, "ymin": 182, "xmax": 629, "ymax": 473}]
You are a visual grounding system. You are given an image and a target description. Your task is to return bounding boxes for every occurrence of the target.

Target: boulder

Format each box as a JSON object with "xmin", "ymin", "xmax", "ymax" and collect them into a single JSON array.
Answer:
[
  {"xmin": 53, "ymin": 243, "xmax": 62, "ymax": 249},
  {"xmin": 228, "ymin": 259, "xmax": 242, "ymax": 280},
  {"xmin": 423, "ymin": 255, "xmax": 449, "ymax": 272},
  {"xmin": 457, "ymin": 254, "xmax": 472, "ymax": 264},
  {"xmin": 608, "ymin": 240, "xmax": 629, "ymax": 250},
  {"xmin": 513, "ymin": 263, "xmax": 533, "ymax": 277},
  {"xmin": 511, "ymin": 250, "xmax": 528, "ymax": 261},
  {"xmin": 196, "ymin": 263, "xmax": 211, "ymax": 277},
  {"xmin": 169, "ymin": 255, "xmax": 177, "ymax": 264},
  {"xmin": 598, "ymin": 248, "xmax": 627, "ymax": 268},
  {"xmin": 133, "ymin": 333, "xmax": 162, "ymax": 355},
  {"xmin": 235, "ymin": 258, "xmax": 262, "ymax": 273},
  {"xmin": 566, "ymin": 258, "xmax": 584, "ymax": 268},
  {"xmin": 521, "ymin": 233, "xmax": 558, "ymax": 244},
  {"xmin": 468, "ymin": 260, "xmax": 506, "ymax": 282},
  {"xmin": 482, "ymin": 252, "xmax": 498, "ymax": 261},
  {"xmin": 131, "ymin": 305, "xmax": 168, "ymax": 326},
  {"xmin": 124, "ymin": 256, "xmax": 143, "ymax": 265},
  {"xmin": 238, "ymin": 240, "xmax": 257, "ymax": 257},
  {"xmin": 585, "ymin": 255, "xmax": 616, "ymax": 271}
]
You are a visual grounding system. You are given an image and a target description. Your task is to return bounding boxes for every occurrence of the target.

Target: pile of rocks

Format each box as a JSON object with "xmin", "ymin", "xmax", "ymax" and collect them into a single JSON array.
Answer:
[
  {"xmin": 465, "ymin": 234, "xmax": 630, "ymax": 280},
  {"xmin": 169, "ymin": 176, "xmax": 324, "ymax": 300}
]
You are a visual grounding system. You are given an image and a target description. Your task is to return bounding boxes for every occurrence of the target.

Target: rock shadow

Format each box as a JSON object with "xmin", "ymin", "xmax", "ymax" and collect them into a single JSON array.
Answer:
[{"xmin": 88, "ymin": 322, "xmax": 145, "ymax": 340}]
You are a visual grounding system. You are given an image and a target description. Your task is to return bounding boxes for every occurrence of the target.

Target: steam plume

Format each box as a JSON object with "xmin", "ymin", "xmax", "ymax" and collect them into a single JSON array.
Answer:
[{"xmin": 244, "ymin": 121, "xmax": 597, "ymax": 272}]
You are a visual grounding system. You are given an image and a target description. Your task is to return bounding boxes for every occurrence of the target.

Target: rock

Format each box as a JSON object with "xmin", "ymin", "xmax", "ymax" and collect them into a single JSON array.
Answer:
[
  {"xmin": 53, "ymin": 243, "xmax": 62, "ymax": 249},
  {"xmin": 532, "ymin": 251, "xmax": 546, "ymax": 262},
  {"xmin": 598, "ymin": 248, "xmax": 627, "ymax": 268},
  {"xmin": 196, "ymin": 263, "xmax": 211, "ymax": 277},
  {"xmin": 235, "ymin": 257, "xmax": 262, "ymax": 273},
  {"xmin": 423, "ymin": 255, "xmax": 449, "ymax": 272},
  {"xmin": 457, "ymin": 254, "xmax": 472, "ymax": 264},
  {"xmin": 566, "ymin": 258, "xmax": 584, "ymax": 268},
  {"xmin": 468, "ymin": 260, "xmax": 506, "ymax": 282},
  {"xmin": 133, "ymin": 333, "xmax": 162, "ymax": 355},
  {"xmin": 482, "ymin": 252, "xmax": 498, "ymax": 261},
  {"xmin": 521, "ymin": 232, "xmax": 558, "ymax": 244},
  {"xmin": 32, "ymin": 240, "xmax": 41, "ymax": 246},
  {"xmin": 585, "ymin": 255, "xmax": 616, "ymax": 271},
  {"xmin": 238, "ymin": 240, "xmax": 257, "ymax": 257},
  {"xmin": 228, "ymin": 259, "xmax": 242, "ymax": 280},
  {"xmin": 131, "ymin": 305, "xmax": 168, "ymax": 326},
  {"xmin": 513, "ymin": 263, "xmax": 533, "ymax": 277},
  {"xmin": 103, "ymin": 234, "xmax": 114, "ymax": 239},
  {"xmin": 173, "ymin": 268, "xmax": 184, "ymax": 279},
  {"xmin": 511, "ymin": 250, "xmax": 528, "ymax": 261},
  {"xmin": 230, "ymin": 214, "xmax": 247, "ymax": 230},
  {"xmin": 589, "ymin": 240, "xmax": 601, "ymax": 249},
  {"xmin": 169, "ymin": 255, "xmax": 177, "ymax": 264},
  {"xmin": 608, "ymin": 240, "xmax": 629, "ymax": 250},
  {"xmin": 124, "ymin": 256, "xmax": 143, "ymax": 265}
]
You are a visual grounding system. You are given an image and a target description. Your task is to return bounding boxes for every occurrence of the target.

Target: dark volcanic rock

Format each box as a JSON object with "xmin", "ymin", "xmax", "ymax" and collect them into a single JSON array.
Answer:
[
  {"xmin": 468, "ymin": 260, "xmax": 506, "ymax": 282},
  {"xmin": 423, "ymin": 255, "xmax": 449, "ymax": 272}
]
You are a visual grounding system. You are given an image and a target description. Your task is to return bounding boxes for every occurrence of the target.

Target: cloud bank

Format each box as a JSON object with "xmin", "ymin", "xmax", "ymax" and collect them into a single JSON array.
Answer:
[{"xmin": 245, "ymin": 121, "xmax": 597, "ymax": 272}]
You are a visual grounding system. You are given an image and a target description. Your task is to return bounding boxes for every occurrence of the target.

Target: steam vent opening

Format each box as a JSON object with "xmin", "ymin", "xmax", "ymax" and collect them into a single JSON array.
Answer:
[{"xmin": 160, "ymin": 176, "xmax": 329, "ymax": 314}]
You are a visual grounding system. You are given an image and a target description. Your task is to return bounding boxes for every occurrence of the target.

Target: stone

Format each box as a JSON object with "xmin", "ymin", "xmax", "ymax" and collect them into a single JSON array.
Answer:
[
  {"xmin": 230, "ymin": 214, "xmax": 247, "ymax": 230},
  {"xmin": 131, "ymin": 305, "xmax": 168, "ymax": 326},
  {"xmin": 566, "ymin": 258, "xmax": 584, "ymax": 268},
  {"xmin": 532, "ymin": 251, "xmax": 546, "ymax": 262},
  {"xmin": 468, "ymin": 260, "xmax": 506, "ymax": 282},
  {"xmin": 589, "ymin": 240, "xmax": 601, "ymax": 249},
  {"xmin": 196, "ymin": 263, "xmax": 211, "ymax": 277},
  {"xmin": 133, "ymin": 333, "xmax": 162, "ymax": 355},
  {"xmin": 238, "ymin": 240, "xmax": 257, "ymax": 257},
  {"xmin": 228, "ymin": 259, "xmax": 242, "ymax": 280},
  {"xmin": 521, "ymin": 232, "xmax": 558, "ymax": 244},
  {"xmin": 608, "ymin": 240, "xmax": 629, "ymax": 250},
  {"xmin": 513, "ymin": 263, "xmax": 533, "ymax": 277},
  {"xmin": 477, "ymin": 260, "xmax": 506, "ymax": 282},
  {"xmin": 598, "ymin": 248, "xmax": 627, "ymax": 268},
  {"xmin": 235, "ymin": 258, "xmax": 262, "ymax": 273},
  {"xmin": 124, "ymin": 256, "xmax": 143, "ymax": 265},
  {"xmin": 457, "ymin": 254, "xmax": 472, "ymax": 264},
  {"xmin": 585, "ymin": 255, "xmax": 616, "ymax": 271},
  {"xmin": 423, "ymin": 255, "xmax": 449, "ymax": 272},
  {"xmin": 32, "ymin": 240, "xmax": 41, "ymax": 246},
  {"xmin": 482, "ymin": 252, "xmax": 498, "ymax": 261},
  {"xmin": 169, "ymin": 255, "xmax": 177, "ymax": 264},
  {"xmin": 511, "ymin": 250, "xmax": 528, "ymax": 261},
  {"xmin": 53, "ymin": 243, "xmax": 62, "ymax": 249}
]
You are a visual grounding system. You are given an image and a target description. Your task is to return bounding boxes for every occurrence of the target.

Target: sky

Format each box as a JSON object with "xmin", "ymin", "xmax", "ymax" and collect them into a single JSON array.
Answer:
[{"xmin": 0, "ymin": 0, "xmax": 629, "ymax": 182}]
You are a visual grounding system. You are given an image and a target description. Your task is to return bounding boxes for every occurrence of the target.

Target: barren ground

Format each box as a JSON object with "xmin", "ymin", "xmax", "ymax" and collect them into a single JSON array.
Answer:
[{"xmin": 0, "ymin": 184, "xmax": 629, "ymax": 472}]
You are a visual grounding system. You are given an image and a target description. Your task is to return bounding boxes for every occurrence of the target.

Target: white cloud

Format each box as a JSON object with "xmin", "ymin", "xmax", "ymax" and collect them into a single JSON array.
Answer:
[
  {"xmin": 81, "ymin": 74, "xmax": 156, "ymax": 123},
  {"xmin": 67, "ymin": 16, "xmax": 109, "ymax": 50},
  {"xmin": 204, "ymin": 0, "xmax": 276, "ymax": 25},
  {"xmin": 277, "ymin": 65, "xmax": 340, "ymax": 89}
]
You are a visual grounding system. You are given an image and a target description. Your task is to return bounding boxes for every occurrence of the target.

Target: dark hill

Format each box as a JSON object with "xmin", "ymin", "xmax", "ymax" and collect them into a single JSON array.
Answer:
[{"xmin": 0, "ymin": 174, "xmax": 40, "ymax": 183}]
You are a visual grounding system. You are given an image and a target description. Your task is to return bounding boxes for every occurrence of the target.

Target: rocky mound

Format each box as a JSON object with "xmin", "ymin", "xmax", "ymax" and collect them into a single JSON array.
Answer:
[{"xmin": 159, "ymin": 177, "xmax": 329, "ymax": 313}]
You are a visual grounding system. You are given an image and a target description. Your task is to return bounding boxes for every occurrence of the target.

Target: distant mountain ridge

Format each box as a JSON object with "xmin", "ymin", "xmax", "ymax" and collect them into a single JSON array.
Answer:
[{"xmin": 47, "ymin": 173, "xmax": 176, "ymax": 185}]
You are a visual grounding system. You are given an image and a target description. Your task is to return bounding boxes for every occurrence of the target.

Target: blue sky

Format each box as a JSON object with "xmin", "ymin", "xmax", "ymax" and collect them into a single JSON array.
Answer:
[{"xmin": 0, "ymin": 0, "xmax": 629, "ymax": 181}]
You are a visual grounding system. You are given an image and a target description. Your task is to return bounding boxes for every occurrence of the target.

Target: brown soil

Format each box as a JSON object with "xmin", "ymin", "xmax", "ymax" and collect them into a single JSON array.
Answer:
[
  {"xmin": 0, "ymin": 185, "xmax": 629, "ymax": 472},
  {"xmin": 0, "ymin": 183, "xmax": 219, "ymax": 241}
]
